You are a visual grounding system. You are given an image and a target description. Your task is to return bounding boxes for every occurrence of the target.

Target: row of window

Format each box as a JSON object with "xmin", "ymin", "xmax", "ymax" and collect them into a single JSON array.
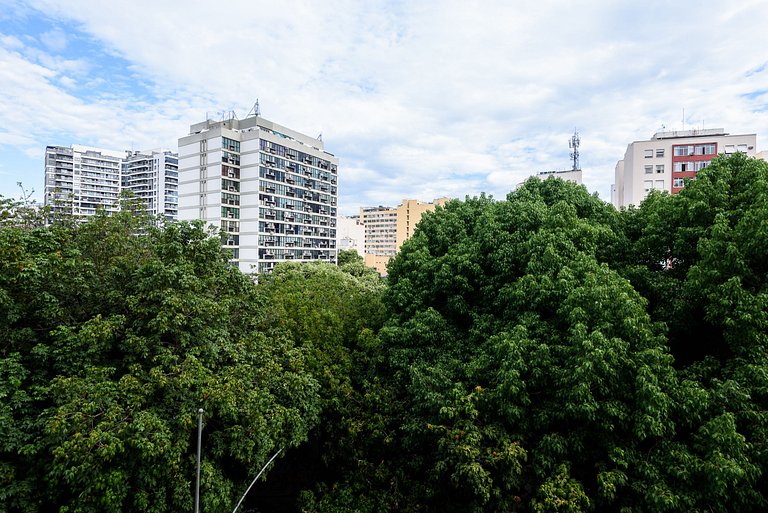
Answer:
[
  {"xmin": 673, "ymin": 161, "xmax": 709, "ymax": 172},
  {"xmin": 673, "ymin": 144, "xmax": 716, "ymax": 156},
  {"xmin": 260, "ymin": 140, "xmax": 337, "ymax": 173}
]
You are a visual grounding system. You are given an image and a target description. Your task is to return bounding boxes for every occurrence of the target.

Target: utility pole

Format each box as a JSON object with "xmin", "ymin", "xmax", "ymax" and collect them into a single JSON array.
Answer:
[{"xmin": 195, "ymin": 408, "xmax": 203, "ymax": 513}]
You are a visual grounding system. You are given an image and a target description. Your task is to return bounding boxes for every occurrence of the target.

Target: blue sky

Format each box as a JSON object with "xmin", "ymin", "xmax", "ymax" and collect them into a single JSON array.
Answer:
[{"xmin": 1, "ymin": 0, "xmax": 768, "ymax": 215}]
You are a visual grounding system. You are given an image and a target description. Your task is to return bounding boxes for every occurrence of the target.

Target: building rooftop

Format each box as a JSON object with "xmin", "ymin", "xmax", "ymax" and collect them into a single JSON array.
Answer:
[{"xmin": 650, "ymin": 128, "xmax": 728, "ymax": 140}]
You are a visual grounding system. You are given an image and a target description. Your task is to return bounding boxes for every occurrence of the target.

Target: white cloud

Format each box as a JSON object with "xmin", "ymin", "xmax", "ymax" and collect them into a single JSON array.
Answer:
[{"xmin": 2, "ymin": 0, "xmax": 768, "ymax": 207}]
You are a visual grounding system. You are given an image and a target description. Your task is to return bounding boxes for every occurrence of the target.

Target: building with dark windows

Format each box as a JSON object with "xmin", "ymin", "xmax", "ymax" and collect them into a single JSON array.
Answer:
[
  {"xmin": 612, "ymin": 128, "xmax": 757, "ymax": 208},
  {"xmin": 44, "ymin": 144, "xmax": 178, "ymax": 221},
  {"xmin": 177, "ymin": 113, "xmax": 339, "ymax": 274},
  {"xmin": 122, "ymin": 150, "xmax": 179, "ymax": 221}
]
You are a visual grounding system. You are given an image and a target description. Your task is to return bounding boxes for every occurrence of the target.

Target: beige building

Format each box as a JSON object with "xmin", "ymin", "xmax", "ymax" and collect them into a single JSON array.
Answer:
[
  {"xmin": 360, "ymin": 197, "xmax": 449, "ymax": 275},
  {"xmin": 612, "ymin": 128, "xmax": 757, "ymax": 208}
]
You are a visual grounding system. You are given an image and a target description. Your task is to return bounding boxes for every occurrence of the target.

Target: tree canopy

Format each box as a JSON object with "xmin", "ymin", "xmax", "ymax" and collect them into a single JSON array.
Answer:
[{"xmin": 2, "ymin": 153, "xmax": 767, "ymax": 512}]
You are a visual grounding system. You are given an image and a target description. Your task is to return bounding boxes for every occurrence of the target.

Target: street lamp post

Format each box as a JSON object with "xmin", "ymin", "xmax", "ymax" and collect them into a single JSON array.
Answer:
[{"xmin": 195, "ymin": 408, "xmax": 203, "ymax": 513}]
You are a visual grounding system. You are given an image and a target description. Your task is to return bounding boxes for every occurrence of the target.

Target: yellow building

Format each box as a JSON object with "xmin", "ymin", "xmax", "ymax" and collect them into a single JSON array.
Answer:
[{"xmin": 360, "ymin": 197, "xmax": 449, "ymax": 275}]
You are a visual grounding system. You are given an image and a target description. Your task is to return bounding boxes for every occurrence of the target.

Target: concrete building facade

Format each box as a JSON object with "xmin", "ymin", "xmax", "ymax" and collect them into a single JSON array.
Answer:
[
  {"xmin": 612, "ymin": 129, "xmax": 757, "ymax": 208},
  {"xmin": 44, "ymin": 145, "xmax": 123, "ymax": 217},
  {"xmin": 360, "ymin": 197, "xmax": 449, "ymax": 275},
  {"xmin": 178, "ymin": 114, "xmax": 339, "ymax": 274},
  {"xmin": 44, "ymin": 145, "xmax": 179, "ymax": 221},
  {"xmin": 122, "ymin": 150, "xmax": 179, "ymax": 221},
  {"xmin": 336, "ymin": 215, "xmax": 365, "ymax": 257}
]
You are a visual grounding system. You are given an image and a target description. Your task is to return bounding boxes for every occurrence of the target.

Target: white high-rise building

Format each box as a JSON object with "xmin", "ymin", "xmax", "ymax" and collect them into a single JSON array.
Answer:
[
  {"xmin": 44, "ymin": 145, "xmax": 180, "ymax": 221},
  {"xmin": 44, "ymin": 145, "xmax": 123, "ymax": 217},
  {"xmin": 177, "ymin": 114, "xmax": 339, "ymax": 274},
  {"xmin": 122, "ymin": 150, "xmax": 179, "ymax": 221},
  {"xmin": 612, "ymin": 129, "xmax": 757, "ymax": 208}
]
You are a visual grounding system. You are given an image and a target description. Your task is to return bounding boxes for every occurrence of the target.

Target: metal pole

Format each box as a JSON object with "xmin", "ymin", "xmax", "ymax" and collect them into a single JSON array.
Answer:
[
  {"xmin": 195, "ymin": 408, "xmax": 204, "ymax": 513},
  {"xmin": 231, "ymin": 448, "xmax": 283, "ymax": 513}
]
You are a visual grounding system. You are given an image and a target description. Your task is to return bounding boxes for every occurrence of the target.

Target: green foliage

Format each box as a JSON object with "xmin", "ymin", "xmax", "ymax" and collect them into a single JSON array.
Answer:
[
  {"xmin": 0, "ymin": 208, "xmax": 321, "ymax": 513},
  {"xmin": 305, "ymin": 169, "xmax": 768, "ymax": 512},
  {"xmin": 4, "ymin": 156, "xmax": 768, "ymax": 512}
]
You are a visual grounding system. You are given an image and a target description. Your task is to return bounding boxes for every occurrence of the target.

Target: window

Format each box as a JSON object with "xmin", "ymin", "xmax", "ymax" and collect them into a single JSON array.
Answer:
[
  {"xmin": 674, "ymin": 145, "xmax": 694, "ymax": 156},
  {"xmin": 738, "ymin": 144, "xmax": 748, "ymax": 153},
  {"xmin": 673, "ymin": 178, "xmax": 685, "ymax": 188},
  {"xmin": 656, "ymin": 149, "xmax": 665, "ymax": 158},
  {"xmin": 695, "ymin": 143, "xmax": 716, "ymax": 155},
  {"xmin": 656, "ymin": 165, "xmax": 665, "ymax": 173},
  {"xmin": 674, "ymin": 161, "xmax": 694, "ymax": 172},
  {"xmin": 655, "ymin": 180, "xmax": 664, "ymax": 190},
  {"xmin": 644, "ymin": 149, "xmax": 653, "ymax": 158},
  {"xmin": 724, "ymin": 145, "xmax": 736, "ymax": 154},
  {"xmin": 644, "ymin": 165, "xmax": 653, "ymax": 174},
  {"xmin": 695, "ymin": 161, "xmax": 709, "ymax": 172},
  {"xmin": 644, "ymin": 180, "xmax": 653, "ymax": 193}
]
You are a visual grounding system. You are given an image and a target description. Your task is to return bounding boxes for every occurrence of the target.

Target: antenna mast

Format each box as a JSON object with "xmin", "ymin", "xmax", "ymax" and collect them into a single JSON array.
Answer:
[
  {"xmin": 569, "ymin": 130, "xmax": 580, "ymax": 171},
  {"xmin": 247, "ymin": 99, "xmax": 261, "ymax": 118}
]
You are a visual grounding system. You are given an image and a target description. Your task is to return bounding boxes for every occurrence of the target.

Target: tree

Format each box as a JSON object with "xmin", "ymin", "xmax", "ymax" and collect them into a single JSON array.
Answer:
[
  {"xmin": 0, "ymin": 207, "xmax": 321, "ymax": 513},
  {"xmin": 254, "ymin": 262, "xmax": 387, "ymax": 510},
  {"xmin": 304, "ymin": 176, "xmax": 765, "ymax": 512},
  {"xmin": 609, "ymin": 153, "xmax": 768, "ymax": 509}
]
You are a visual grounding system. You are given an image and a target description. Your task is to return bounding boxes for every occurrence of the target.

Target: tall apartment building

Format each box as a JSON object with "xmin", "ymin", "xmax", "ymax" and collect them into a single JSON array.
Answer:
[
  {"xmin": 44, "ymin": 145, "xmax": 123, "ymax": 217},
  {"xmin": 360, "ymin": 197, "xmax": 449, "ymax": 275},
  {"xmin": 44, "ymin": 144, "xmax": 179, "ymax": 220},
  {"xmin": 122, "ymin": 150, "xmax": 179, "ymax": 221},
  {"xmin": 177, "ymin": 114, "xmax": 339, "ymax": 274},
  {"xmin": 612, "ymin": 128, "xmax": 757, "ymax": 208}
]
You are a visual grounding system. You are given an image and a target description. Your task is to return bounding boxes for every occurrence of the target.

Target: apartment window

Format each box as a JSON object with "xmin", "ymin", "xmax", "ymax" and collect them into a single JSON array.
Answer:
[
  {"xmin": 656, "ymin": 165, "xmax": 665, "ymax": 173},
  {"xmin": 724, "ymin": 145, "xmax": 736, "ymax": 154},
  {"xmin": 695, "ymin": 143, "xmax": 716, "ymax": 155},
  {"xmin": 738, "ymin": 144, "xmax": 748, "ymax": 153},
  {"xmin": 644, "ymin": 180, "xmax": 653, "ymax": 192},
  {"xmin": 644, "ymin": 165, "xmax": 653, "ymax": 174},
  {"xmin": 673, "ymin": 162, "xmax": 694, "ymax": 172},
  {"xmin": 656, "ymin": 149, "xmax": 665, "ymax": 158},
  {"xmin": 222, "ymin": 137, "xmax": 240, "ymax": 153},
  {"xmin": 644, "ymin": 149, "xmax": 653, "ymax": 158},
  {"xmin": 674, "ymin": 145, "xmax": 694, "ymax": 156},
  {"xmin": 695, "ymin": 161, "xmax": 710, "ymax": 172},
  {"xmin": 673, "ymin": 178, "xmax": 685, "ymax": 188},
  {"xmin": 655, "ymin": 180, "xmax": 664, "ymax": 190}
]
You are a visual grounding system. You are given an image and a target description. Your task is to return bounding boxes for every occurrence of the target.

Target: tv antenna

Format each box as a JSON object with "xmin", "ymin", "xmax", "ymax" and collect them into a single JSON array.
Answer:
[
  {"xmin": 247, "ymin": 99, "xmax": 261, "ymax": 118},
  {"xmin": 569, "ymin": 130, "xmax": 580, "ymax": 171}
]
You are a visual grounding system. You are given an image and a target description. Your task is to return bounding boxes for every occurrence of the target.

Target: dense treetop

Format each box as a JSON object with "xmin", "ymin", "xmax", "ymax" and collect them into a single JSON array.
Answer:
[{"xmin": 1, "ymin": 153, "xmax": 767, "ymax": 512}]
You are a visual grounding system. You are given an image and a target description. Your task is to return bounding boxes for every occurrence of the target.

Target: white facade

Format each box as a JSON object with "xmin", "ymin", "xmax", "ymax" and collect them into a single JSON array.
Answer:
[
  {"xmin": 122, "ymin": 150, "xmax": 179, "ymax": 221},
  {"xmin": 337, "ymin": 215, "xmax": 365, "ymax": 257},
  {"xmin": 536, "ymin": 169, "xmax": 583, "ymax": 184},
  {"xmin": 44, "ymin": 145, "xmax": 123, "ymax": 217},
  {"xmin": 44, "ymin": 145, "xmax": 180, "ymax": 220},
  {"xmin": 178, "ymin": 115, "xmax": 339, "ymax": 274},
  {"xmin": 612, "ymin": 129, "xmax": 757, "ymax": 208}
]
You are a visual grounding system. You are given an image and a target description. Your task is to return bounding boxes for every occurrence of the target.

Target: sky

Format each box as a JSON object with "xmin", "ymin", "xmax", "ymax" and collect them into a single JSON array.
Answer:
[{"xmin": 1, "ymin": 0, "xmax": 768, "ymax": 215}]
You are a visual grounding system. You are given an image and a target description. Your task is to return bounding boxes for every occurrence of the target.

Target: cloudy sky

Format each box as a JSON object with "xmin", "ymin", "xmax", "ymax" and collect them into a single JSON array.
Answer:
[{"xmin": 1, "ymin": 0, "xmax": 767, "ymax": 215}]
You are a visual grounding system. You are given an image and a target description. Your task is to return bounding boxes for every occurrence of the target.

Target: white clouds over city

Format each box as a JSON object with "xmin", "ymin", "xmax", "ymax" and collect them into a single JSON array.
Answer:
[{"xmin": 1, "ymin": 0, "xmax": 768, "ymax": 212}]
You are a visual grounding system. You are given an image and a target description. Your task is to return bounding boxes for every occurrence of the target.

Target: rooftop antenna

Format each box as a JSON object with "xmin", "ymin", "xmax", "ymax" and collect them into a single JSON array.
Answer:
[
  {"xmin": 569, "ymin": 130, "xmax": 580, "ymax": 171},
  {"xmin": 247, "ymin": 99, "xmax": 261, "ymax": 118},
  {"xmin": 317, "ymin": 132, "xmax": 323, "ymax": 141}
]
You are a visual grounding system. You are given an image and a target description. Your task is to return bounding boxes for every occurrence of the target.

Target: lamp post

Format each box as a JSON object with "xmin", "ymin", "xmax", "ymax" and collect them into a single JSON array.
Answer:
[
  {"xmin": 230, "ymin": 448, "xmax": 283, "ymax": 513},
  {"xmin": 195, "ymin": 408, "xmax": 203, "ymax": 513}
]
